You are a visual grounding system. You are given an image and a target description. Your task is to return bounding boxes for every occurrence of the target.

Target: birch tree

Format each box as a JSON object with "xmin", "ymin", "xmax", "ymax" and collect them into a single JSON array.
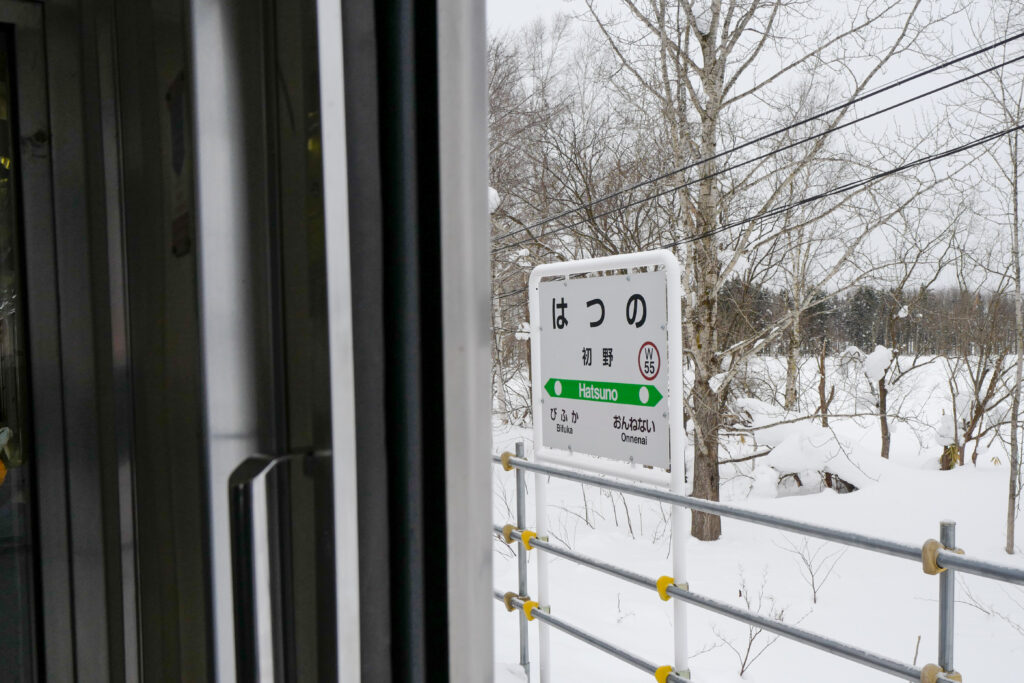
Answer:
[{"xmin": 583, "ymin": 0, "xmax": 942, "ymax": 539}]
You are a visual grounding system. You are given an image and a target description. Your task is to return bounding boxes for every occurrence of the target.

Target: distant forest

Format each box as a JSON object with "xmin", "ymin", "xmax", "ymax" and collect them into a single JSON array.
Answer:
[{"xmin": 718, "ymin": 283, "xmax": 1015, "ymax": 357}]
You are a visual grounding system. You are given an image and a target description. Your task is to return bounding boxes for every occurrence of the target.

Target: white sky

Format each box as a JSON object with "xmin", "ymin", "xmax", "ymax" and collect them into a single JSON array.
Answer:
[
  {"xmin": 486, "ymin": 0, "xmax": 578, "ymax": 32},
  {"xmin": 482, "ymin": 1, "xmax": 1016, "ymax": 289}
]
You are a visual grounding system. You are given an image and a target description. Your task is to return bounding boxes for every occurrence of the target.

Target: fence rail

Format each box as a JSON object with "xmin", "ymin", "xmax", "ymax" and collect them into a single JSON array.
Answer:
[
  {"xmin": 494, "ymin": 453, "xmax": 1024, "ymax": 586},
  {"xmin": 493, "ymin": 449, "xmax": 1024, "ymax": 682},
  {"xmin": 495, "ymin": 525, "xmax": 923, "ymax": 681},
  {"xmin": 493, "ymin": 591, "xmax": 690, "ymax": 683}
]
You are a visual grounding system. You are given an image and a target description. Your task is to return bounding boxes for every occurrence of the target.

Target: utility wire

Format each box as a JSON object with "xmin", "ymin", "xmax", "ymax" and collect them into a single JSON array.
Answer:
[
  {"xmin": 491, "ymin": 29, "xmax": 1024, "ymax": 249},
  {"xmin": 492, "ymin": 49, "xmax": 1024, "ymax": 256},
  {"xmin": 492, "ymin": 122, "xmax": 1024, "ymax": 302},
  {"xmin": 661, "ymin": 123, "xmax": 1022, "ymax": 249}
]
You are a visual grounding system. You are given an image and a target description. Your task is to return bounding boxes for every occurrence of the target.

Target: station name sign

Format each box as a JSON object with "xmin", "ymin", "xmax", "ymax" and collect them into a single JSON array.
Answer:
[{"xmin": 529, "ymin": 252, "xmax": 681, "ymax": 469}]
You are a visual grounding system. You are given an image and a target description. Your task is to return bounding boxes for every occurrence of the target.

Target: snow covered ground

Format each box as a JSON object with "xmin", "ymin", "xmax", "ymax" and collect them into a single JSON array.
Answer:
[{"xmin": 491, "ymin": 359, "xmax": 1024, "ymax": 682}]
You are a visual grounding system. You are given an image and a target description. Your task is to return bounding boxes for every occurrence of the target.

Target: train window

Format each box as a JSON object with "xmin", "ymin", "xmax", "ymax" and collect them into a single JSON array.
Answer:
[
  {"xmin": 268, "ymin": 0, "xmax": 332, "ymax": 454},
  {"xmin": 0, "ymin": 28, "xmax": 38, "ymax": 682}
]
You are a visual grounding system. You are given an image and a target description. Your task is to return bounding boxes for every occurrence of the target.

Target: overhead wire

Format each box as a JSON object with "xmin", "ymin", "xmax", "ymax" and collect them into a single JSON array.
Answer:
[
  {"xmin": 492, "ymin": 48, "xmax": 1024, "ymax": 256},
  {"xmin": 492, "ymin": 122, "xmax": 1024, "ymax": 302},
  {"xmin": 490, "ymin": 29, "xmax": 1024, "ymax": 251}
]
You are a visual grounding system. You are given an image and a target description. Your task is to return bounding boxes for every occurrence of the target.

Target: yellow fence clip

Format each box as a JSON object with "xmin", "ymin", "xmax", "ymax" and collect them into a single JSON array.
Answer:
[
  {"xmin": 654, "ymin": 665, "xmax": 674, "ymax": 683},
  {"xmin": 922, "ymin": 539, "xmax": 964, "ymax": 575},
  {"xmin": 921, "ymin": 540, "xmax": 944, "ymax": 575},
  {"xmin": 502, "ymin": 592, "xmax": 518, "ymax": 613},
  {"xmin": 522, "ymin": 600, "xmax": 540, "ymax": 621},
  {"xmin": 520, "ymin": 530, "xmax": 538, "ymax": 550},
  {"xmin": 656, "ymin": 576, "xmax": 675, "ymax": 601},
  {"xmin": 500, "ymin": 451, "xmax": 515, "ymax": 471},
  {"xmin": 501, "ymin": 524, "xmax": 516, "ymax": 544},
  {"xmin": 920, "ymin": 663, "xmax": 962, "ymax": 683}
]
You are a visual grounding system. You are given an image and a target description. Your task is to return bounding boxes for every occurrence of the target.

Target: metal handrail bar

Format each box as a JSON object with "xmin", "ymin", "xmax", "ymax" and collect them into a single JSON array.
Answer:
[
  {"xmin": 494, "ymin": 455, "xmax": 917, "ymax": 560},
  {"xmin": 492, "ymin": 591, "xmax": 691, "ymax": 683},
  {"xmin": 934, "ymin": 549, "xmax": 1024, "ymax": 583},
  {"xmin": 495, "ymin": 525, "xmax": 655, "ymax": 590},
  {"xmin": 494, "ymin": 454, "xmax": 1024, "ymax": 585},
  {"xmin": 497, "ymin": 526, "xmax": 924, "ymax": 682}
]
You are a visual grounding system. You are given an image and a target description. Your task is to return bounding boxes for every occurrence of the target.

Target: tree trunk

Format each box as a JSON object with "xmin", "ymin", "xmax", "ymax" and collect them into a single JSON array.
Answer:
[
  {"xmin": 817, "ymin": 338, "xmax": 831, "ymax": 427},
  {"xmin": 940, "ymin": 444, "xmax": 958, "ymax": 471},
  {"xmin": 1008, "ymin": 132, "xmax": 1021, "ymax": 554},
  {"xmin": 784, "ymin": 315, "xmax": 800, "ymax": 410},
  {"xmin": 690, "ymin": 375, "xmax": 722, "ymax": 541},
  {"xmin": 879, "ymin": 377, "xmax": 890, "ymax": 459},
  {"xmin": 949, "ymin": 377, "xmax": 964, "ymax": 466},
  {"xmin": 492, "ymin": 303, "xmax": 509, "ymax": 421},
  {"xmin": 687, "ymin": 44, "xmax": 725, "ymax": 541},
  {"xmin": 525, "ymin": 335, "xmax": 533, "ymax": 422}
]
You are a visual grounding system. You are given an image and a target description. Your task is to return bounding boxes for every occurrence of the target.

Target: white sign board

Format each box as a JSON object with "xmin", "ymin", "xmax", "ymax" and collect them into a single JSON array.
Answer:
[{"xmin": 529, "ymin": 251, "xmax": 682, "ymax": 469}]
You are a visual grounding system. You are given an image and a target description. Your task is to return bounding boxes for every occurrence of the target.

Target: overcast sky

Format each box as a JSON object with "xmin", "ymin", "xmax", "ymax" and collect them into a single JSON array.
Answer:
[{"xmin": 486, "ymin": 0, "xmax": 576, "ymax": 32}]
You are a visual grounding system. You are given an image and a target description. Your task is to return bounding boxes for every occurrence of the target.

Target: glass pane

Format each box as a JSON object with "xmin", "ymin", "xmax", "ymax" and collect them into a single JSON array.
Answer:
[
  {"xmin": 273, "ymin": 0, "xmax": 330, "ymax": 453},
  {"xmin": 0, "ymin": 29, "xmax": 38, "ymax": 682}
]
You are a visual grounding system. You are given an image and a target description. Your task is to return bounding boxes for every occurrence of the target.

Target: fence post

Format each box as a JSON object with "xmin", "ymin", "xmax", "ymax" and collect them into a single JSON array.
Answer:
[
  {"xmin": 535, "ymin": 457, "xmax": 551, "ymax": 683},
  {"xmin": 516, "ymin": 441, "xmax": 530, "ymax": 680},
  {"xmin": 938, "ymin": 520, "xmax": 956, "ymax": 677},
  {"xmin": 671, "ymin": 459, "xmax": 689, "ymax": 678}
]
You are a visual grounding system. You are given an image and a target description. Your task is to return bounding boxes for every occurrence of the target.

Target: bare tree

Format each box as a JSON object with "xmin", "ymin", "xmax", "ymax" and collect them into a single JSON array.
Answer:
[
  {"xmin": 1010, "ymin": 125, "xmax": 1023, "ymax": 551},
  {"xmin": 775, "ymin": 537, "xmax": 846, "ymax": 604},
  {"xmin": 869, "ymin": 204, "xmax": 958, "ymax": 458},
  {"xmin": 489, "ymin": 19, "xmax": 575, "ymax": 422},
  {"xmin": 957, "ymin": 0, "xmax": 1024, "ymax": 552},
  {"xmin": 941, "ymin": 233, "xmax": 1016, "ymax": 466},
  {"xmin": 580, "ymin": 0, "xmax": 947, "ymax": 539},
  {"xmin": 712, "ymin": 571, "xmax": 788, "ymax": 676}
]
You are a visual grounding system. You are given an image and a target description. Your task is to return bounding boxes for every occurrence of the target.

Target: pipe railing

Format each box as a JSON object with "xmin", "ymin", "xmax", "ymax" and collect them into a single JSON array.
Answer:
[
  {"xmin": 494, "ymin": 453, "xmax": 1024, "ymax": 585},
  {"xmin": 492, "ymin": 591, "xmax": 691, "ymax": 683},
  {"xmin": 496, "ymin": 525, "xmax": 922, "ymax": 681},
  {"xmin": 493, "ymin": 449, "xmax": 1024, "ymax": 682}
]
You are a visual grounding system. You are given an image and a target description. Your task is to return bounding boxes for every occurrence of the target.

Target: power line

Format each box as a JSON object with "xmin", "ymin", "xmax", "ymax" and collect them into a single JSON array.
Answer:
[
  {"xmin": 492, "ymin": 48, "xmax": 1024, "ymax": 256},
  {"xmin": 661, "ymin": 123, "xmax": 1022, "ymax": 249},
  {"xmin": 491, "ymin": 29, "xmax": 1024, "ymax": 250},
  {"xmin": 492, "ymin": 122, "xmax": 1024, "ymax": 302}
]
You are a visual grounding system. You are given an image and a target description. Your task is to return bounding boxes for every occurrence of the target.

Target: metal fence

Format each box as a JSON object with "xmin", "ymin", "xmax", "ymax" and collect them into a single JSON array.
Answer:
[{"xmin": 492, "ymin": 445, "xmax": 1024, "ymax": 683}]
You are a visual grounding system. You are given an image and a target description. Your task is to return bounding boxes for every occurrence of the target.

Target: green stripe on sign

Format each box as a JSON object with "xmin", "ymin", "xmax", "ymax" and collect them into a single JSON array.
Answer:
[{"xmin": 544, "ymin": 378, "xmax": 663, "ymax": 407}]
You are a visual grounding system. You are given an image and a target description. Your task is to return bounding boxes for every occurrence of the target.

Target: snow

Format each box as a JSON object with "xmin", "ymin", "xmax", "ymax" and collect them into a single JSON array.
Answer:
[
  {"xmin": 840, "ymin": 346, "xmax": 865, "ymax": 361},
  {"xmin": 897, "ymin": 305, "xmax": 909, "ymax": 319},
  {"xmin": 692, "ymin": 0, "xmax": 712, "ymax": 34},
  {"xmin": 757, "ymin": 420, "xmax": 889, "ymax": 491},
  {"xmin": 862, "ymin": 345, "xmax": 894, "ymax": 383},
  {"xmin": 489, "ymin": 186, "xmax": 501, "ymax": 213},
  {"xmin": 936, "ymin": 412, "xmax": 956, "ymax": 443},
  {"xmin": 491, "ymin": 358, "xmax": 1024, "ymax": 682}
]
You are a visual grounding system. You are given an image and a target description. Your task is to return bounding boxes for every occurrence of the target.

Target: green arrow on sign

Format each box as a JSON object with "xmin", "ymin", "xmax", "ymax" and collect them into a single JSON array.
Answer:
[{"xmin": 544, "ymin": 378, "xmax": 663, "ymax": 407}]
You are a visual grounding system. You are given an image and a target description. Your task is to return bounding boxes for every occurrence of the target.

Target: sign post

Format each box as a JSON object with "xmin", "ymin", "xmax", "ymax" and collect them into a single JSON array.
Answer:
[{"xmin": 528, "ymin": 250, "xmax": 688, "ymax": 681}]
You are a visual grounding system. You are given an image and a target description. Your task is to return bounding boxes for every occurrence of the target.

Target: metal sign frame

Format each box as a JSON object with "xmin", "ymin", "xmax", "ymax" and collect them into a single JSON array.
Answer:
[{"xmin": 527, "ymin": 249, "xmax": 689, "ymax": 680}]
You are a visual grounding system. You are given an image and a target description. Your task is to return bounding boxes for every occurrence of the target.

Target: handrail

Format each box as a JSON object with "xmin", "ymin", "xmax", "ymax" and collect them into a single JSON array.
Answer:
[
  {"xmin": 493, "ymin": 591, "xmax": 691, "ymax": 683},
  {"xmin": 491, "ymin": 447, "xmax": 1020, "ymax": 681},
  {"xmin": 496, "ymin": 525, "xmax": 924, "ymax": 682},
  {"xmin": 494, "ymin": 454, "xmax": 1024, "ymax": 585}
]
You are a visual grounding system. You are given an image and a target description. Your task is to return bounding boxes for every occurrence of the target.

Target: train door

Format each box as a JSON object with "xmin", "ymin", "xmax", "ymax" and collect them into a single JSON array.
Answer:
[
  {"xmin": 0, "ymin": 0, "xmax": 493, "ymax": 679},
  {"xmin": 0, "ymin": 17, "xmax": 42, "ymax": 683},
  {"xmin": 0, "ymin": 3, "xmax": 101, "ymax": 680},
  {"xmin": 191, "ymin": 0, "xmax": 493, "ymax": 678}
]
